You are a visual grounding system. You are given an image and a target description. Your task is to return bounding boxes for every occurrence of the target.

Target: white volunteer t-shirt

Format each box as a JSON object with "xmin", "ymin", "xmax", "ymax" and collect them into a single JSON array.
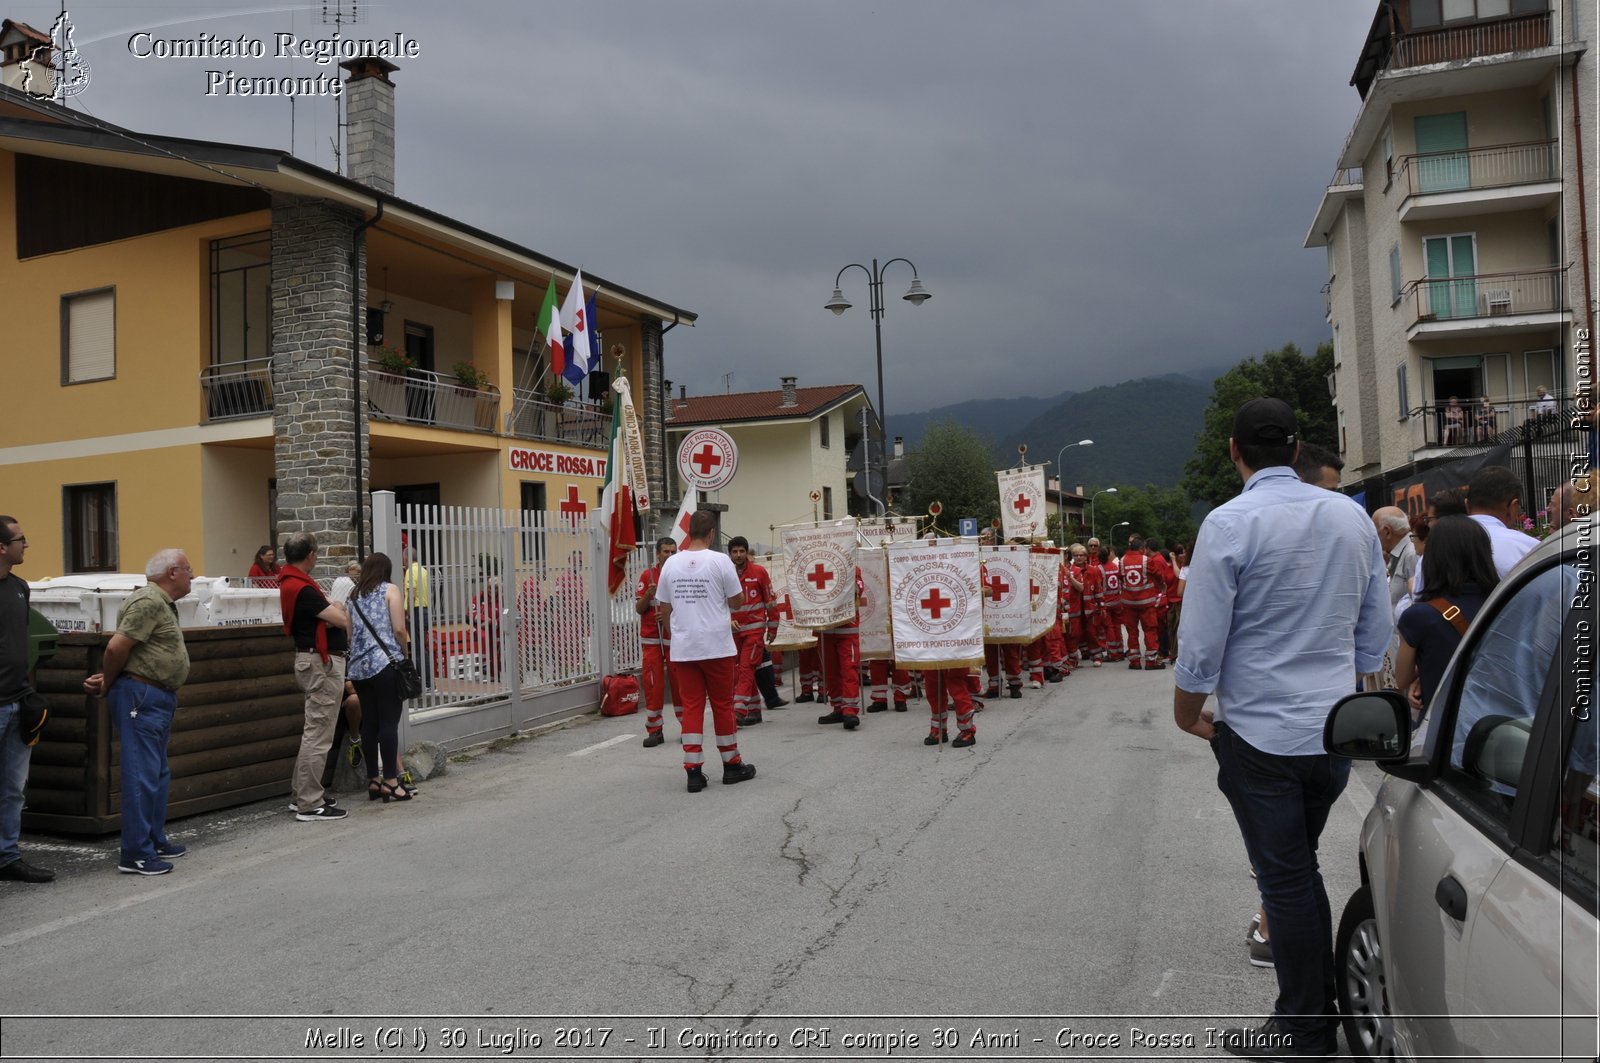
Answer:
[{"xmin": 656, "ymin": 548, "xmax": 741, "ymax": 662}]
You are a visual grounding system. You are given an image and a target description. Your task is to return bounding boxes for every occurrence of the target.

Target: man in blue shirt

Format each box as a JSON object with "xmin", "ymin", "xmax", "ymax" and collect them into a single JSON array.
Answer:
[{"xmin": 1174, "ymin": 398, "xmax": 1391, "ymax": 1060}]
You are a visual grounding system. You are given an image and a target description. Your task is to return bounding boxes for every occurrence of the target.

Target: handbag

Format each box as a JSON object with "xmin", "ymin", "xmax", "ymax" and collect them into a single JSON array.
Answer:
[
  {"xmin": 17, "ymin": 686, "xmax": 48, "ymax": 747},
  {"xmin": 351, "ymin": 598, "xmax": 425, "ymax": 700}
]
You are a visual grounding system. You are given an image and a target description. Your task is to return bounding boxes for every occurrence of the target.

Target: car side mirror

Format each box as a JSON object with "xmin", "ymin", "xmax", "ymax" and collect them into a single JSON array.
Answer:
[
  {"xmin": 1462, "ymin": 714, "xmax": 1530, "ymax": 787},
  {"xmin": 1325, "ymin": 691, "xmax": 1412, "ymax": 761}
]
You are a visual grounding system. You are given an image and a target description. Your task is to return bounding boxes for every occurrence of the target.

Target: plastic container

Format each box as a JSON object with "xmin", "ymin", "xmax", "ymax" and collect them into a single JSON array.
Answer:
[
  {"xmin": 29, "ymin": 588, "xmax": 99, "ymax": 633},
  {"xmin": 205, "ymin": 587, "xmax": 282, "ymax": 627}
]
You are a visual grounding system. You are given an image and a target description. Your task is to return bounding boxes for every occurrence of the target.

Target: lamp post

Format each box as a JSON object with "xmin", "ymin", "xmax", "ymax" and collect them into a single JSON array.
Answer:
[
  {"xmin": 1090, "ymin": 487, "xmax": 1117, "ymax": 541},
  {"xmin": 826, "ymin": 258, "xmax": 931, "ymax": 515},
  {"xmin": 1112, "ymin": 521, "xmax": 1131, "ymax": 549},
  {"xmin": 1053, "ymin": 439, "xmax": 1093, "ymax": 538}
]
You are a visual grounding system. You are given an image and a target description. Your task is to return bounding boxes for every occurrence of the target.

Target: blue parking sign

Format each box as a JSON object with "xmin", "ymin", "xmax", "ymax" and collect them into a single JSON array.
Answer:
[{"xmin": 958, "ymin": 517, "xmax": 979, "ymax": 537}]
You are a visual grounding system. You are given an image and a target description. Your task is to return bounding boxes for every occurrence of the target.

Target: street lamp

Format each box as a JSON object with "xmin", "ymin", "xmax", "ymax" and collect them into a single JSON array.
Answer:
[
  {"xmin": 826, "ymin": 257, "xmax": 931, "ymax": 515},
  {"xmin": 1090, "ymin": 487, "xmax": 1118, "ymax": 541},
  {"xmin": 1112, "ymin": 520, "xmax": 1131, "ymax": 549},
  {"xmin": 1053, "ymin": 439, "xmax": 1093, "ymax": 537}
]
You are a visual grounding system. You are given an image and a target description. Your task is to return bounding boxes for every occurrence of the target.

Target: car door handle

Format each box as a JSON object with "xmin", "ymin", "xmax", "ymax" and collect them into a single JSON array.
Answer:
[{"xmin": 1435, "ymin": 875, "xmax": 1468, "ymax": 922}]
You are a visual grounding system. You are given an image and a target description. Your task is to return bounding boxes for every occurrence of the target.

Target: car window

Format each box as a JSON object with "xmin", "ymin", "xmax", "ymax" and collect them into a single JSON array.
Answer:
[
  {"xmin": 1557, "ymin": 707, "xmax": 1600, "ymax": 895},
  {"xmin": 1442, "ymin": 564, "xmax": 1573, "ymax": 824}
]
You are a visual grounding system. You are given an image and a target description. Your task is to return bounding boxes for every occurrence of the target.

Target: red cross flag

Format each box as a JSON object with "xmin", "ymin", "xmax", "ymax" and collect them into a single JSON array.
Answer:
[
  {"xmin": 996, "ymin": 464, "xmax": 1048, "ymax": 542},
  {"xmin": 780, "ymin": 520, "xmax": 858, "ymax": 628},
  {"xmin": 979, "ymin": 544, "xmax": 1032, "ymax": 644},
  {"xmin": 857, "ymin": 545, "xmax": 893, "ymax": 661},
  {"xmin": 762, "ymin": 553, "xmax": 817, "ymax": 652},
  {"xmin": 667, "ymin": 490, "xmax": 697, "ymax": 549},
  {"xmin": 887, "ymin": 537, "xmax": 983, "ymax": 669},
  {"xmin": 1029, "ymin": 545, "xmax": 1062, "ymax": 640}
]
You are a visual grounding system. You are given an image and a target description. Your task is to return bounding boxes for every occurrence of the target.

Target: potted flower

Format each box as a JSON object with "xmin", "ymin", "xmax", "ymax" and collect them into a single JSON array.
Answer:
[
  {"xmin": 438, "ymin": 360, "xmax": 492, "ymax": 430},
  {"xmin": 452, "ymin": 361, "xmax": 490, "ymax": 390},
  {"xmin": 544, "ymin": 379, "xmax": 574, "ymax": 406},
  {"xmin": 368, "ymin": 344, "xmax": 412, "ymax": 418}
]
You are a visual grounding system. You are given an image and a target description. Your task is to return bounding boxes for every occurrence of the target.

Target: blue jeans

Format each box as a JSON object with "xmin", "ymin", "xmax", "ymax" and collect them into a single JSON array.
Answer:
[
  {"xmin": 1212, "ymin": 721, "xmax": 1350, "ymax": 1052},
  {"xmin": 110, "ymin": 678, "xmax": 176, "ymax": 861},
  {"xmin": 0, "ymin": 700, "xmax": 31, "ymax": 867}
]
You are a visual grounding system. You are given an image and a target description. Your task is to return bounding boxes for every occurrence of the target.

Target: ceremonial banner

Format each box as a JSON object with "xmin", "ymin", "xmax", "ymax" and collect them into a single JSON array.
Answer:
[
  {"xmin": 979, "ymin": 545, "xmax": 1032, "ymax": 644},
  {"xmin": 859, "ymin": 516, "xmax": 918, "ymax": 548},
  {"xmin": 1029, "ymin": 547, "xmax": 1061, "ymax": 640},
  {"xmin": 761, "ymin": 554, "xmax": 816, "ymax": 651},
  {"xmin": 889, "ymin": 537, "xmax": 983, "ymax": 669},
  {"xmin": 996, "ymin": 464, "xmax": 1048, "ymax": 541},
  {"xmin": 782, "ymin": 520, "xmax": 859, "ymax": 628},
  {"xmin": 857, "ymin": 546, "xmax": 892, "ymax": 660}
]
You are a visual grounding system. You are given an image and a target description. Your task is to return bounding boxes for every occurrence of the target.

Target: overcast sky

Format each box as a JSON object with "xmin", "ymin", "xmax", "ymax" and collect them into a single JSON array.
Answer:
[{"xmin": 48, "ymin": 0, "xmax": 1373, "ymax": 424}]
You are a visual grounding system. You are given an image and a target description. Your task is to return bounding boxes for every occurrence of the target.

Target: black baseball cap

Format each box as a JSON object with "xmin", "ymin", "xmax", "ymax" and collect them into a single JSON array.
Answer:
[{"xmin": 1233, "ymin": 397, "xmax": 1298, "ymax": 446}]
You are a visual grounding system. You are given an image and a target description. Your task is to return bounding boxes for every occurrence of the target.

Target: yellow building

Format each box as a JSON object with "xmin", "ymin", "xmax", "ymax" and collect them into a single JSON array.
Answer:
[{"xmin": 0, "ymin": 57, "xmax": 693, "ymax": 577}]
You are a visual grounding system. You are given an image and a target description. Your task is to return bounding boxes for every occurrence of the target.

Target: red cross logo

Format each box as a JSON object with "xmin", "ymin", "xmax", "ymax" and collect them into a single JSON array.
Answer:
[
  {"xmin": 984, "ymin": 574, "xmax": 1010, "ymax": 599},
  {"xmin": 691, "ymin": 445, "xmax": 723, "ymax": 476},
  {"xmin": 806, "ymin": 563, "xmax": 834, "ymax": 591},
  {"xmin": 773, "ymin": 596, "xmax": 794, "ymax": 621},
  {"xmin": 1029, "ymin": 580, "xmax": 1040, "ymax": 599},
  {"xmin": 920, "ymin": 587, "xmax": 953, "ymax": 620},
  {"xmin": 559, "ymin": 485, "xmax": 588, "ymax": 523},
  {"xmin": 1013, "ymin": 492, "xmax": 1032, "ymax": 515}
]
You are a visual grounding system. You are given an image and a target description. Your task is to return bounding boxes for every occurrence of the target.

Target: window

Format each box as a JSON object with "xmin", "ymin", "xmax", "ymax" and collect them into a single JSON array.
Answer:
[
  {"xmin": 1382, "ymin": 125, "xmax": 1394, "ymax": 188},
  {"xmin": 1412, "ymin": 0, "xmax": 1442, "ymax": 26},
  {"xmin": 822, "ymin": 486, "xmax": 833, "ymax": 520},
  {"xmin": 210, "ymin": 233, "xmax": 270, "ymax": 368},
  {"xmin": 63, "ymin": 482, "xmax": 117, "ymax": 572},
  {"xmin": 61, "ymin": 288, "xmax": 115, "ymax": 384},
  {"xmin": 819, "ymin": 413, "xmax": 830, "ymax": 448},
  {"xmin": 1398, "ymin": 364, "xmax": 1411, "ymax": 420},
  {"xmin": 1389, "ymin": 245, "xmax": 1402, "ymax": 305}
]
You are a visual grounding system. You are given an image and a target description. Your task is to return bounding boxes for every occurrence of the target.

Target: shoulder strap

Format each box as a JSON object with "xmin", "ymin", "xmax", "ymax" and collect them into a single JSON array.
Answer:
[
  {"xmin": 351, "ymin": 596, "xmax": 404, "ymax": 666},
  {"xmin": 1425, "ymin": 597, "xmax": 1470, "ymax": 636}
]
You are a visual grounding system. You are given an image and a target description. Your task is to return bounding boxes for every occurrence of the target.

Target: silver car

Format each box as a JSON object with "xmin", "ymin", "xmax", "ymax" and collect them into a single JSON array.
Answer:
[{"xmin": 1324, "ymin": 515, "xmax": 1597, "ymax": 1059}]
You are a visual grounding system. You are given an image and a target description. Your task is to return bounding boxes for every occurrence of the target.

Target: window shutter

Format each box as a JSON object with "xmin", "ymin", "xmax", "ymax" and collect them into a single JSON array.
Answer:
[{"xmin": 67, "ymin": 290, "xmax": 115, "ymax": 382}]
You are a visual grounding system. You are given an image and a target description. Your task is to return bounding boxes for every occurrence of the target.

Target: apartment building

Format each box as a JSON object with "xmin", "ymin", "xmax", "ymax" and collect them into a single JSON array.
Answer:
[{"xmin": 1306, "ymin": 0, "xmax": 1594, "ymax": 509}]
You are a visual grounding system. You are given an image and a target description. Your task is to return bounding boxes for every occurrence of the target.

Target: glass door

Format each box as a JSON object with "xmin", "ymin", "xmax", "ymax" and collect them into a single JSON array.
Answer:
[
  {"xmin": 1415, "ymin": 112, "xmax": 1469, "ymax": 192},
  {"xmin": 1425, "ymin": 234, "xmax": 1478, "ymax": 320}
]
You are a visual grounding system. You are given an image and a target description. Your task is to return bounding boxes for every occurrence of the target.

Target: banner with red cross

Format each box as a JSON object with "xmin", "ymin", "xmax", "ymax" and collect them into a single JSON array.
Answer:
[
  {"xmin": 887, "ymin": 537, "xmax": 983, "ymax": 670},
  {"xmin": 760, "ymin": 553, "xmax": 817, "ymax": 651},
  {"xmin": 858, "ymin": 516, "xmax": 918, "ymax": 548},
  {"xmin": 996, "ymin": 464, "xmax": 1048, "ymax": 542},
  {"xmin": 978, "ymin": 544, "xmax": 1032, "ymax": 644},
  {"xmin": 781, "ymin": 520, "xmax": 859, "ymax": 629},
  {"xmin": 1029, "ymin": 546, "xmax": 1062, "ymax": 640},
  {"xmin": 857, "ymin": 545, "xmax": 893, "ymax": 660}
]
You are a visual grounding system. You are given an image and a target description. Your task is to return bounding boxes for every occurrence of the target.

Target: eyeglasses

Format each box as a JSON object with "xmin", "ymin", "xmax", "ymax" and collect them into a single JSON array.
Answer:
[{"xmin": 1, "ymin": 536, "xmax": 25, "ymax": 546}]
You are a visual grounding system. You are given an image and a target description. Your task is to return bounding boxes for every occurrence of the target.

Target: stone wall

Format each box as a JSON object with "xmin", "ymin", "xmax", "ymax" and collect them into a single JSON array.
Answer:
[{"xmin": 270, "ymin": 193, "xmax": 368, "ymax": 565}]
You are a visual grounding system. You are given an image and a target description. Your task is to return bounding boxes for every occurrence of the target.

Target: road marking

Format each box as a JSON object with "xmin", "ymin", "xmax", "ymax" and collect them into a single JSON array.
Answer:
[
  {"xmin": 1152, "ymin": 967, "xmax": 1250, "ymax": 998},
  {"xmin": 1193, "ymin": 806, "xmax": 1235, "ymax": 819},
  {"xmin": 568, "ymin": 734, "xmax": 633, "ymax": 757},
  {"xmin": 1152, "ymin": 970, "xmax": 1174, "ymax": 998}
]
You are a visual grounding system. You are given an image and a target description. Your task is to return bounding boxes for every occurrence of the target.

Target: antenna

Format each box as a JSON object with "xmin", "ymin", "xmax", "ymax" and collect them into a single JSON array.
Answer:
[
  {"xmin": 319, "ymin": 0, "xmax": 367, "ymax": 174},
  {"xmin": 722, "ymin": 372, "xmax": 734, "ymax": 394}
]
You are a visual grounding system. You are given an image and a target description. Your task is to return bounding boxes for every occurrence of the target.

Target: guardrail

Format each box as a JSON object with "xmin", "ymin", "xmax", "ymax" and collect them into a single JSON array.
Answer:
[
  {"xmin": 1404, "ymin": 266, "xmax": 1567, "ymax": 326},
  {"xmin": 1413, "ymin": 394, "xmax": 1571, "ymax": 448},
  {"xmin": 1397, "ymin": 139, "xmax": 1558, "ymax": 197},
  {"xmin": 1390, "ymin": 11, "xmax": 1551, "ymax": 70},
  {"xmin": 200, "ymin": 357, "xmax": 274, "ymax": 421},
  {"xmin": 508, "ymin": 387, "xmax": 609, "ymax": 448},
  {"xmin": 367, "ymin": 363, "xmax": 500, "ymax": 433}
]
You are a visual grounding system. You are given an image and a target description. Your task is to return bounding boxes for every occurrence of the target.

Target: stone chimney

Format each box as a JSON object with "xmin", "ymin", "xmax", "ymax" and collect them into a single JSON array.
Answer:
[
  {"xmin": 780, "ymin": 376, "xmax": 798, "ymax": 407},
  {"xmin": 1075, "ymin": 484, "xmax": 1085, "ymax": 496},
  {"xmin": 893, "ymin": 435, "xmax": 904, "ymax": 458},
  {"xmin": 662, "ymin": 379, "xmax": 673, "ymax": 421},
  {"xmin": 339, "ymin": 56, "xmax": 399, "ymax": 194}
]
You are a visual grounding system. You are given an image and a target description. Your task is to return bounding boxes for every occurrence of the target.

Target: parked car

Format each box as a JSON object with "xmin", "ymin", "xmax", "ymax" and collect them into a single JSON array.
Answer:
[{"xmin": 1324, "ymin": 515, "xmax": 1597, "ymax": 1059}]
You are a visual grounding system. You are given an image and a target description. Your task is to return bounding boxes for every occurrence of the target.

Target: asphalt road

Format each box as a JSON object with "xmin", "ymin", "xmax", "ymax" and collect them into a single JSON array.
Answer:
[{"xmin": 0, "ymin": 663, "xmax": 1378, "ymax": 1062}]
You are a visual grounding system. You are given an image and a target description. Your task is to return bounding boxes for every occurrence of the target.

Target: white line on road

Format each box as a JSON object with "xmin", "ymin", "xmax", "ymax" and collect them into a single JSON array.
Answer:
[
  {"xmin": 1152, "ymin": 967, "xmax": 1251, "ymax": 998},
  {"xmin": 567, "ymin": 734, "xmax": 634, "ymax": 757}
]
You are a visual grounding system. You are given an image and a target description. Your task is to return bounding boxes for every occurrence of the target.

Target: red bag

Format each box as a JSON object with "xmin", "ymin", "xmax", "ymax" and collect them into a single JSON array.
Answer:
[{"xmin": 600, "ymin": 674, "xmax": 640, "ymax": 716}]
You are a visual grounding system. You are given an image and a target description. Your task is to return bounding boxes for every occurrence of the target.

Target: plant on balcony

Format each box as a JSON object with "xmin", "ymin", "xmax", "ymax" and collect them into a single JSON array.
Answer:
[
  {"xmin": 374, "ymin": 344, "xmax": 414, "ymax": 374},
  {"xmin": 452, "ymin": 361, "xmax": 491, "ymax": 391},
  {"xmin": 544, "ymin": 379, "xmax": 574, "ymax": 405}
]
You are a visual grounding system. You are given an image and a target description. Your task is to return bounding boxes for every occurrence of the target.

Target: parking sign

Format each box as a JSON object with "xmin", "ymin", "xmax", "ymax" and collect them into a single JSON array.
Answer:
[{"xmin": 958, "ymin": 517, "xmax": 979, "ymax": 537}]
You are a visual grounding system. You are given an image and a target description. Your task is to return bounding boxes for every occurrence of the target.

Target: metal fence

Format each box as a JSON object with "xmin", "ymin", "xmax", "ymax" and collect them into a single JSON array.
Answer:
[{"xmin": 370, "ymin": 491, "xmax": 647, "ymax": 748}]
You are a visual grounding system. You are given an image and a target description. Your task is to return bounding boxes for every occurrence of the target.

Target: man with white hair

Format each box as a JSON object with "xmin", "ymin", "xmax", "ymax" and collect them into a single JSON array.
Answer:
[
  {"xmin": 1371, "ymin": 507, "xmax": 1417, "ymax": 611},
  {"xmin": 83, "ymin": 548, "xmax": 195, "ymax": 875}
]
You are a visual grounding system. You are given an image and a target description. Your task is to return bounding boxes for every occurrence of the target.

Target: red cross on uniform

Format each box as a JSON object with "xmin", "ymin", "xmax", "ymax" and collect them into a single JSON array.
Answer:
[
  {"xmin": 920, "ymin": 587, "xmax": 953, "ymax": 620},
  {"xmin": 691, "ymin": 444, "xmax": 723, "ymax": 476},
  {"xmin": 806, "ymin": 563, "xmax": 835, "ymax": 590},
  {"xmin": 559, "ymin": 485, "xmax": 588, "ymax": 523},
  {"xmin": 1013, "ymin": 492, "xmax": 1032, "ymax": 515}
]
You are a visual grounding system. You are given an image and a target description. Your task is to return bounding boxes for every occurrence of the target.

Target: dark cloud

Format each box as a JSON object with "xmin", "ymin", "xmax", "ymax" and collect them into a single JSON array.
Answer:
[{"xmin": 63, "ymin": 0, "xmax": 1372, "ymax": 422}]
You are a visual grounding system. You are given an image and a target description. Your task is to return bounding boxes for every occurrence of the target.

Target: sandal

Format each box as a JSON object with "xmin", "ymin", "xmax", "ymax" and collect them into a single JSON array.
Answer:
[
  {"xmin": 380, "ymin": 779, "xmax": 414, "ymax": 803},
  {"xmin": 367, "ymin": 777, "xmax": 384, "ymax": 802}
]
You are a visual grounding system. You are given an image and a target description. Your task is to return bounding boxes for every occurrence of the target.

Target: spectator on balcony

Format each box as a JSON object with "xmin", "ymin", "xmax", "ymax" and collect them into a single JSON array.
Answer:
[
  {"xmin": 248, "ymin": 545, "xmax": 280, "ymax": 587},
  {"xmin": 1442, "ymin": 396, "xmax": 1467, "ymax": 445},
  {"xmin": 1532, "ymin": 385, "xmax": 1558, "ymax": 423},
  {"xmin": 1473, "ymin": 396, "xmax": 1498, "ymax": 442}
]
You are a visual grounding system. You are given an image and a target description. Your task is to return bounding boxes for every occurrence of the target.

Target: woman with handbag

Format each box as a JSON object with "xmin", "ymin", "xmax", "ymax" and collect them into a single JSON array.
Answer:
[
  {"xmin": 1393, "ymin": 515, "xmax": 1498, "ymax": 718},
  {"xmin": 346, "ymin": 553, "xmax": 415, "ymax": 802}
]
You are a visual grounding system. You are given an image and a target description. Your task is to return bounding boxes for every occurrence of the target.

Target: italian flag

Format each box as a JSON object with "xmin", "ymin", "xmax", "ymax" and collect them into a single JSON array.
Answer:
[
  {"xmin": 600, "ymin": 379, "xmax": 639, "ymax": 595},
  {"xmin": 536, "ymin": 277, "xmax": 564, "ymax": 378}
]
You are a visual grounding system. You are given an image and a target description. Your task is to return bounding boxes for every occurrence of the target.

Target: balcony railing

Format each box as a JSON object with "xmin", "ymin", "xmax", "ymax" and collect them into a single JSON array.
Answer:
[
  {"xmin": 201, "ymin": 357, "xmax": 273, "ymax": 421},
  {"xmin": 1397, "ymin": 139, "xmax": 1558, "ymax": 197},
  {"xmin": 1413, "ymin": 393, "xmax": 1573, "ymax": 449},
  {"xmin": 508, "ymin": 388, "xmax": 608, "ymax": 448},
  {"xmin": 367, "ymin": 363, "xmax": 500, "ymax": 433},
  {"xmin": 1403, "ymin": 266, "xmax": 1567, "ymax": 327},
  {"xmin": 1391, "ymin": 12, "xmax": 1551, "ymax": 70}
]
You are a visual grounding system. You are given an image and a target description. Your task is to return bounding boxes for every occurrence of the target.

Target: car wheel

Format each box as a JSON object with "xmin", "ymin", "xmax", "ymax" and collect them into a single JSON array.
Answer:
[{"xmin": 1336, "ymin": 883, "xmax": 1395, "ymax": 1059}]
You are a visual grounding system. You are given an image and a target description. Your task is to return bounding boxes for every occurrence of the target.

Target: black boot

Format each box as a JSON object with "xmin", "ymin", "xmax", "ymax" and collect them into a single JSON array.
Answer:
[
  {"xmin": 722, "ymin": 761, "xmax": 757, "ymax": 785},
  {"xmin": 686, "ymin": 769, "xmax": 708, "ymax": 793}
]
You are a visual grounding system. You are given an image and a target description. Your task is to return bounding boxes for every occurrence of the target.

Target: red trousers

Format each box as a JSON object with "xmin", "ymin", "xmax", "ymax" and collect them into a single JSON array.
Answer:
[
  {"xmin": 1025, "ymin": 635, "xmax": 1050, "ymax": 682},
  {"xmin": 797, "ymin": 646, "xmax": 823, "ymax": 694},
  {"xmin": 1045, "ymin": 621, "xmax": 1067, "ymax": 670},
  {"xmin": 641, "ymin": 642, "xmax": 684, "ymax": 735},
  {"xmin": 733, "ymin": 629, "xmax": 767, "ymax": 718},
  {"xmin": 670, "ymin": 655, "xmax": 743, "ymax": 772},
  {"xmin": 984, "ymin": 644, "xmax": 1022, "ymax": 689},
  {"xmin": 816, "ymin": 631, "xmax": 860, "ymax": 715},
  {"xmin": 1121, "ymin": 602, "xmax": 1163, "ymax": 663},
  {"xmin": 867, "ymin": 659, "xmax": 912, "ymax": 706},
  {"xmin": 922, "ymin": 669, "xmax": 976, "ymax": 739},
  {"xmin": 1095, "ymin": 606, "xmax": 1124, "ymax": 658}
]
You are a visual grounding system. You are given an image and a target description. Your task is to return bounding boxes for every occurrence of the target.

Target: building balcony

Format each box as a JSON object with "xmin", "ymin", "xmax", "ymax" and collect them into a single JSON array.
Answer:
[
  {"xmin": 200, "ymin": 357, "xmax": 274, "ymax": 422},
  {"xmin": 1410, "ymin": 393, "xmax": 1571, "ymax": 450},
  {"xmin": 1402, "ymin": 266, "xmax": 1569, "ymax": 340},
  {"xmin": 367, "ymin": 363, "xmax": 501, "ymax": 434},
  {"xmin": 1396, "ymin": 140, "xmax": 1560, "ymax": 222},
  {"xmin": 1391, "ymin": 11, "xmax": 1553, "ymax": 71},
  {"xmin": 507, "ymin": 387, "xmax": 608, "ymax": 449}
]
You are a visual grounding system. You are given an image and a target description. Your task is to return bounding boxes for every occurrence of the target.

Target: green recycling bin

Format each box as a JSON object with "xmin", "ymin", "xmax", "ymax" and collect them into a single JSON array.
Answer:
[{"xmin": 27, "ymin": 607, "xmax": 58, "ymax": 673}]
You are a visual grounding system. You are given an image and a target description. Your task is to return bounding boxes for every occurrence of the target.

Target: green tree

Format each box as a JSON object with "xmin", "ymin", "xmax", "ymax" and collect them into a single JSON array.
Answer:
[
  {"xmin": 907, "ymin": 419, "xmax": 1001, "ymax": 529},
  {"xmin": 1181, "ymin": 342, "xmax": 1336, "ymax": 507},
  {"xmin": 1092, "ymin": 484, "xmax": 1199, "ymax": 551}
]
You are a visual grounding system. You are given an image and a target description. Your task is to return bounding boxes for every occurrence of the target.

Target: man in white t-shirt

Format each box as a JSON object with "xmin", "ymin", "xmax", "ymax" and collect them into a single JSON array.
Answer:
[{"xmin": 657, "ymin": 510, "xmax": 757, "ymax": 792}]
